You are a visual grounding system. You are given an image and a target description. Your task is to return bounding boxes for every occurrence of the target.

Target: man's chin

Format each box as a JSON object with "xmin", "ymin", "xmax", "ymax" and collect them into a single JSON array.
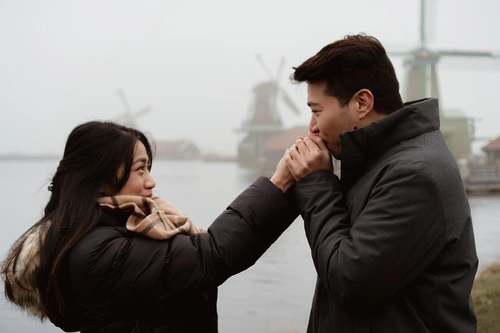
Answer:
[{"xmin": 331, "ymin": 148, "xmax": 341, "ymax": 160}]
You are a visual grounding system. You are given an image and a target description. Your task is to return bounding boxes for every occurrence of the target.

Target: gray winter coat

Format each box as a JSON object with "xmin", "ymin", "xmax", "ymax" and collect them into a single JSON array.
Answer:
[{"xmin": 294, "ymin": 99, "xmax": 478, "ymax": 332}]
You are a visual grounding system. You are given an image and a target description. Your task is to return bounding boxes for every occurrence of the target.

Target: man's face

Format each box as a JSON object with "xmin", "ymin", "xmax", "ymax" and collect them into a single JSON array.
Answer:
[{"xmin": 307, "ymin": 81, "xmax": 354, "ymax": 160}]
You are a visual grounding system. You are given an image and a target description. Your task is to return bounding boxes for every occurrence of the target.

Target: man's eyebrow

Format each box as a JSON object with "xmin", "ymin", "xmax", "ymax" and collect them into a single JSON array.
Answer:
[{"xmin": 307, "ymin": 101, "xmax": 320, "ymax": 107}]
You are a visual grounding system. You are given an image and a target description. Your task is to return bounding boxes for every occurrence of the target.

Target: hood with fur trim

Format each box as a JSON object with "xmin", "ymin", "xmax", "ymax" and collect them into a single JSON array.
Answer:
[{"xmin": 2, "ymin": 222, "xmax": 48, "ymax": 320}]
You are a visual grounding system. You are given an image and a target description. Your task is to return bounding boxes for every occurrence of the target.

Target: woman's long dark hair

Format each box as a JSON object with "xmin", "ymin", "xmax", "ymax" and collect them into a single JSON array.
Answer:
[{"xmin": 2, "ymin": 121, "xmax": 154, "ymax": 322}]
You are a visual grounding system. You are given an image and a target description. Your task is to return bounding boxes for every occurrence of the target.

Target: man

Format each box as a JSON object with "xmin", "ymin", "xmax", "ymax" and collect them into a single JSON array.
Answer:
[{"xmin": 283, "ymin": 34, "xmax": 478, "ymax": 332}]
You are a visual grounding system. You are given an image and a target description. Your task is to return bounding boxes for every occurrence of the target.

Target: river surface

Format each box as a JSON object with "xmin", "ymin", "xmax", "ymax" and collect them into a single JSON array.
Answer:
[{"xmin": 0, "ymin": 160, "xmax": 498, "ymax": 333}]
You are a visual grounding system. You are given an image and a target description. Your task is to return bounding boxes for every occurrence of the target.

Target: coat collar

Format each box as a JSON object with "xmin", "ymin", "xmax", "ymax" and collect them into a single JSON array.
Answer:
[
  {"xmin": 339, "ymin": 98, "xmax": 440, "ymax": 192},
  {"xmin": 100, "ymin": 206, "xmax": 130, "ymax": 227}
]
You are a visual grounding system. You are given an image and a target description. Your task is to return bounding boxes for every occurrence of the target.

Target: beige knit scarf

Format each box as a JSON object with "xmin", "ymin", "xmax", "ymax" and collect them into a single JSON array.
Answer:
[{"xmin": 97, "ymin": 195, "xmax": 206, "ymax": 239}]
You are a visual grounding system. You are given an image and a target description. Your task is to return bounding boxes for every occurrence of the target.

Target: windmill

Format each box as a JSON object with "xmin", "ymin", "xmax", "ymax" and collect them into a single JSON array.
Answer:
[
  {"xmin": 114, "ymin": 89, "xmax": 152, "ymax": 129},
  {"xmin": 389, "ymin": 0, "xmax": 500, "ymax": 159},
  {"xmin": 235, "ymin": 55, "xmax": 302, "ymax": 167}
]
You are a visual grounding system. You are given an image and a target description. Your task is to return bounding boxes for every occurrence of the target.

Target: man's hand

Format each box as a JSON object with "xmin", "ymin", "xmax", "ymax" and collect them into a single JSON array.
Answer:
[
  {"xmin": 270, "ymin": 149, "xmax": 296, "ymax": 193},
  {"xmin": 285, "ymin": 132, "xmax": 332, "ymax": 181}
]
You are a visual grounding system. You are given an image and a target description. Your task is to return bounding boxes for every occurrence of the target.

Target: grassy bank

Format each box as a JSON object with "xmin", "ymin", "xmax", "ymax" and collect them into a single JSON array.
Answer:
[{"xmin": 472, "ymin": 261, "xmax": 500, "ymax": 332}]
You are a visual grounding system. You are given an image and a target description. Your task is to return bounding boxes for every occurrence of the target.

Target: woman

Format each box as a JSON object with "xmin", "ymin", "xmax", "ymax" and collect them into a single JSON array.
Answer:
[{"xmin": 2, "ymin": 121, "xmax": 298, "ymax": 332}]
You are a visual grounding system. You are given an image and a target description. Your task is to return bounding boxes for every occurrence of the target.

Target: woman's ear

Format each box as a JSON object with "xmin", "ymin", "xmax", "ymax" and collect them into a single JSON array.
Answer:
[{"xmin": 100, "ymin": 184, "xmax": 110, "ymax": 197}]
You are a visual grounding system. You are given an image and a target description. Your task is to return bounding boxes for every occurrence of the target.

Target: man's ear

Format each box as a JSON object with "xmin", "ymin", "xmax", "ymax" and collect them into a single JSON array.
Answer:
[{"xmin": 353, "ymin": 89, "xmax": 374, "ymax": 120}]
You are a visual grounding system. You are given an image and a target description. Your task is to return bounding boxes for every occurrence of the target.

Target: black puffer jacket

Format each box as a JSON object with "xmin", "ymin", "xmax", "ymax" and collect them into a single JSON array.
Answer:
[
  {"xmin": 295, "ymin": 99, "xmax": 478, "ymax": 332},
  {"xmin": 53, "ymin": 177, "xmax": 298, "ymax": 332}
]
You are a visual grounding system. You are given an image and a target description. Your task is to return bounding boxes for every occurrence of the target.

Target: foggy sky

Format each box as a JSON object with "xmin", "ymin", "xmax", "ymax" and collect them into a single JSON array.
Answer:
[{"xmin": 1, "ymin": 0, "xmax": 499, "ymax": 156}]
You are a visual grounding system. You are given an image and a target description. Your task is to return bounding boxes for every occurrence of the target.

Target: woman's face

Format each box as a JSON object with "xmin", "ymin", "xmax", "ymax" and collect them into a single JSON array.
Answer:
[{"xmin": 114, "ymin": 141, "xmax": 156, "ymax": 197}]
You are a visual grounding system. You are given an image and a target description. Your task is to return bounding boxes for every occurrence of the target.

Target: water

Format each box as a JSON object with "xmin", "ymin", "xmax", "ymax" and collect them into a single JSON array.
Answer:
[{"xmin": 0, "ymin": 160, "xmax": 499, "ymax": 333}]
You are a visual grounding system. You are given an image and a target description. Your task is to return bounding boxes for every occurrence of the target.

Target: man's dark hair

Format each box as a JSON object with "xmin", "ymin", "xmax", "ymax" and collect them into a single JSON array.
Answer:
[{"xmin": 292, "ymin": 33, "xmax": 404, "ymax": 114}]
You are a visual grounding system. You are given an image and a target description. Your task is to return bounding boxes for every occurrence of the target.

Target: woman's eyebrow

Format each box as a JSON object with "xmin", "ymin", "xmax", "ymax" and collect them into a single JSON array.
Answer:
[{"xmin": 132, "ymin": 157, "xmax": 148, "ymax": 165}]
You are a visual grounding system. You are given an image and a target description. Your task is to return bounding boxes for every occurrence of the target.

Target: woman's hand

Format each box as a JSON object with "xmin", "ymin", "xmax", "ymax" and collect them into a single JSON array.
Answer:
[
  {"xmin": 285, "ymin": 132, "xmax": 332, "ymax": 182},
  {"xmin": 270, "ymin": 149, "xmax": 296, "ymax": 193}
]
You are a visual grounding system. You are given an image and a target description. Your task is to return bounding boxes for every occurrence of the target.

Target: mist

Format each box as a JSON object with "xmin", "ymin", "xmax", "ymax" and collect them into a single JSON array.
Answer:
[{"xmin": 1, "ymin": 0, "xmax": 499, "ymax": 157}]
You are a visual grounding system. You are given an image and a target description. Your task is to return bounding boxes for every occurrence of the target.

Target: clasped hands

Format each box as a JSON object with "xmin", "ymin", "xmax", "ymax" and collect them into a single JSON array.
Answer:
[{"xmin": 270, "ymin": 132, "xmax": 333, "ymax": 193}]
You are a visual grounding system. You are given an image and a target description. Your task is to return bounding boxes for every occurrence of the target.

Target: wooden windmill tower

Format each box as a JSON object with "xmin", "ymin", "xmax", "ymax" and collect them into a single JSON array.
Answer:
[
  {"xmin": 389, "ymin": 0, "xmax": 500, "ymax": 159},
  {"xmin": 235, "ymin": 55, "xmax": 301, "ymax": 168}
]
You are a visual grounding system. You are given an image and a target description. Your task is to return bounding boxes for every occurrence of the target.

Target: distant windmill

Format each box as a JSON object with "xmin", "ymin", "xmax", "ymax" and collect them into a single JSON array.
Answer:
[
  {"xmin": 239, "ymin": 55, "xmax": 301, "ymax": 131},
  {"xmin": 114, "ymin": 89, "xmax": 152, "ymax": 129},
  {"xmin": 389, "ymin": 0, "xmax": 500, "ymax": 159},
  {"xmin": 235, "ymin": 56, "xmax": 302, "ymax": 167}
]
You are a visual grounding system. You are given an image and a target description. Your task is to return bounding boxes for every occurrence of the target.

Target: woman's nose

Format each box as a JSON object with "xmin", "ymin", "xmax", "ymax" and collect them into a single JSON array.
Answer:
[{"xmin": 145, "ymin": 173, "xmax": 156, "ymax": 189}]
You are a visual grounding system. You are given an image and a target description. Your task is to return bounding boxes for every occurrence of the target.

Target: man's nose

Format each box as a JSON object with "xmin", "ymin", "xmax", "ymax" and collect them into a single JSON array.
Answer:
[{"xmin": 309, "ymin": 117, "xmax": 318, "ymax": 134}]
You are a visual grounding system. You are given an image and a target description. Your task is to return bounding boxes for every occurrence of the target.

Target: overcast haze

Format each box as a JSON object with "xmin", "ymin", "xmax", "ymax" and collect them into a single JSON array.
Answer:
[{"xmin": 1, "ymin": 0, "xmax": 499, "ymax": 156}]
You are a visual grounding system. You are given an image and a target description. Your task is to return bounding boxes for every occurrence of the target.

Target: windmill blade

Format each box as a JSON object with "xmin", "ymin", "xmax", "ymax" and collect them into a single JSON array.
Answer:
[
  {"xmin": 256, "ymin": 55, "xmax": 299, "ymax": 114},
  {"xmin": 276, "ymin": 57, "xmax": 285, "ymax": 83},
  {"xmin": 439, "ymin": 50, "xmax": 500, "ymax": 71},
  {"xmin": 114, "ymin": 90, "xmax": 153, "ymax": 128},
  {"xmin": 388, "ymin": 50, "xmax": 414, "ymax": 57},
  {"xmin": 418, "ymin": 0, "xmax": 434, "ymax": 48},
  {"xmin": 136, "ymin": 106, "xmax": 152, "ymax": 117},
  {"xmin": 420, "ymin": 0, "xmax": 438, "ymax": 47},
  {"xmin": 114, "ymin": 114, "xmax": 130, "ymax": 124},
  {"xmin": 256, "ymin": 53, "xmax": 276, "ymax": 81},
  {"xmin": 280, "ymin": 89, "xmax": 301, "ymax": 115},
  {"xmin": 419, "ymin": 0, "xmax": 427, "ymax": 48},
  {"xmin": 438, "ymin": 50, "xmax": 500, "ymax": 58},
  {"xmin": 117, "ymin": 89, "xmax": 132, "ymax": 114}
]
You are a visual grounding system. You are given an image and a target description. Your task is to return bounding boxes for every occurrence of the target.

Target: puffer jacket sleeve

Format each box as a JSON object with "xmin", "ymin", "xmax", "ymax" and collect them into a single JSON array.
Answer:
[
  {"xmin": 68, "ymin": 177, "xmax": 298, "ymax": 313},
  {"xmin": 294, "ymin": 168, "xmax": 446, "ymax": 308},
  {"xmin": 175, "ymin": 176, "xmax": 299, "ymax": 282},
  {"xmin": 159, "ymin": 176, "xmax": 299, "ymax": 296}
]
